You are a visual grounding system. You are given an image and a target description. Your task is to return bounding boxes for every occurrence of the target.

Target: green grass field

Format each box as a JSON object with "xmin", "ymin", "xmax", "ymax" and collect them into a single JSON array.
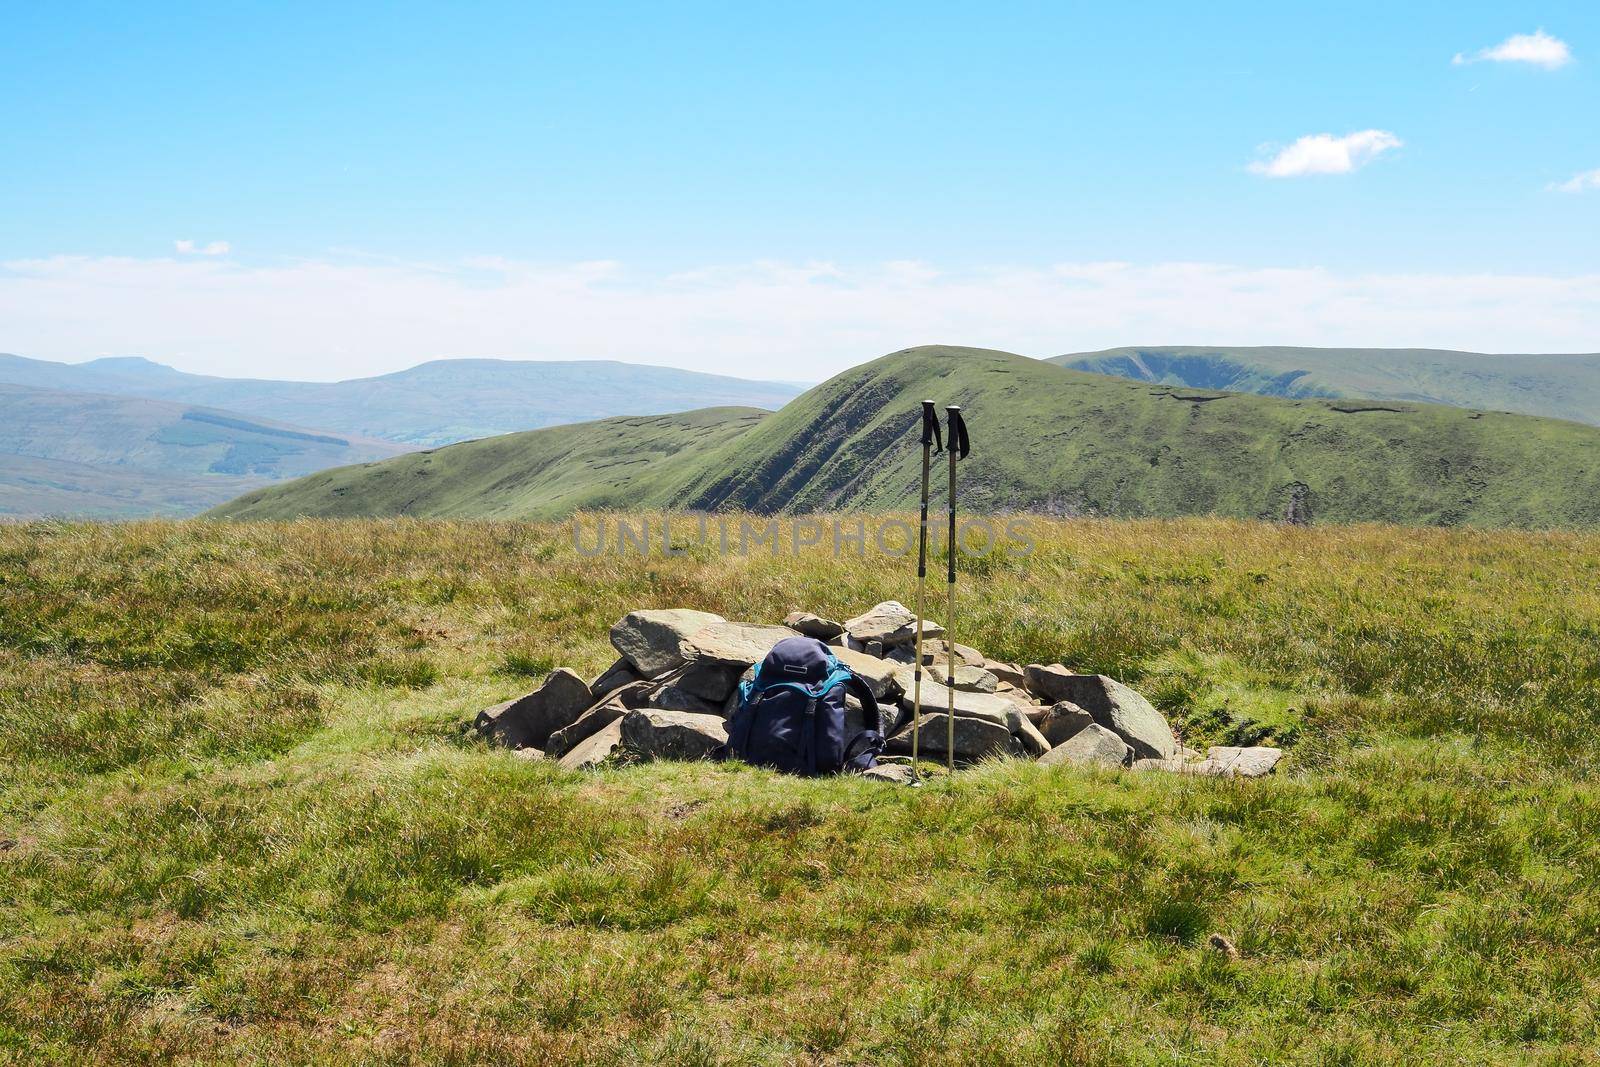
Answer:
[
  {"xmin": 3, "ymin": 516, "xmax": 1599, "ymax": 1064},
  {"xmin": 210, "ymin": 347, "xmax": 1600, "ymax": 529}
]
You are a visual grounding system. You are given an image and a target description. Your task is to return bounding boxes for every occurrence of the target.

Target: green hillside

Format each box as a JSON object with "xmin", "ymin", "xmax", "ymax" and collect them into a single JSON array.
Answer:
[
  {"xmin": 0, "ymin": 383, "xmax": 409, "ymax": 518},
  {"xmin": 1053, "ymin": 346, "xmax": 1600, "ymax": 426},
  {"xmin": 0, "ymin": 455, "xmax": 265, "ymax": 519},
  {"xmin": 212, "ymin": 407, "xmax": 768, "ymax": 520},
  {"xmin": 211, "ymin": 346, "xmax": 1600, "ymax": 528},
  {"xmin": 0, "ymin": 353, "xmax": 804, "ymax": 446}
]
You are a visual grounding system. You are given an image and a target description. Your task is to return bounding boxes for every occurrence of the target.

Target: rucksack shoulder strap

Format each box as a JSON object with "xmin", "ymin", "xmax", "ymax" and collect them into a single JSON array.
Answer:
[{"xmin": 843, "ymin": 672, "xmax": 880, "ymax": 735}]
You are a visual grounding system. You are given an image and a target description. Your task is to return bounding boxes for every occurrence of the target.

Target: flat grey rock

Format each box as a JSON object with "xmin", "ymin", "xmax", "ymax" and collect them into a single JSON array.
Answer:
[
  {"xmin": 620, "ymin": 708, "xmax": 729, "ymax": 761},
  {"xmin": 894, "ymin": 670, "xmax": 1016, "ymax": 726},
  {"xmin": 831, "ymin": 646, "xmax": 901, "ymax": 700},
  {"xmin": 589, "ymin": 656, "xmax": 643, "ymax": 699},
  {"xmin": 858, "ymin": 763, "xmax": 917, "ymax": 784},
  {"xmin": 884, "ymin": 712, "xmax": 1022, "ymax": 762},
  {"xmin": 919, "ymin": 639, "xmax": 985, "ymax": 666},
  {"xmin": 1037, "ymin": 701, "xmax": 1095, "ymax": 746},
  {"xmin": 984, "ymin": 660, "xmax": 1029, "ymax": 689},
  {"xmin": 844, "ymin": 601, "xmax": 943, "ymax": 648},
  {"xmin": 1039, "ymin": 723, "xmax": 1130, "ymax": 768},
  {"xmin": 784, "ymin": 611, "xmax": 844, "ymax": 639},
  {"xmin": 544, "ymin": 680, "xmax": 650, "ymax": 758},
  {"xmin": 928, "ymin": 662, "xmax": 998, "ymax": 692},
  {"xmin": 559, "ymin": 719, "xmax": 623, "ymax": 770},
  {"xmin": 1012, "ymin": 713, "xmax": 1051, "ymax": 757},
  {"xmin": 1024, "ymin": 672, "xmax": 1177, "ymax": 760},
  {"xmin": 681, "ymin": 621, "xmax": 800, "ymax": 667},
  {"xmin": 473, "ymin": 667, "xmax": 592, "ymax": 750},
  {"xmin": 674, "ymin": 660, "xmax": 745, "ymax": 703},
  {"xmin": 1206, "ymin": 746, "xmax": 1284, "ymax": 778},
  {"xmin": 610, "ymin": 609, "xmax": 724, "ymax": 678}
]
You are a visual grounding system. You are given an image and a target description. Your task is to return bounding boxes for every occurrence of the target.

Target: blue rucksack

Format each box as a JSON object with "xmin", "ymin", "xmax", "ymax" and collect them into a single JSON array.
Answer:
[{"xmin": 726, "ymin": 636, "xmax": 885, "ymax": 776}]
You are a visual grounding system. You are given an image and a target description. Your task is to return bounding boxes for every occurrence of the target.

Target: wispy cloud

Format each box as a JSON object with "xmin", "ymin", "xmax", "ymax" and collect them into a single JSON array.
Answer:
[
  {"xmin": 1551, "ymin": 169, "xmax": 1600, "ymax": 194},
  {"xmin": 174, "ymin": 239, "xmax": 231, "ymax": 256},
  {"xmin": 1249, "ymin": 130, "xmax": 1402, "ymax": 178},
  {"xmin": 1453, "ymin": 30, "xmax": 1573, "ymax": 70},
  {"xmin": 2, "ymin": 255, "xmax": 1596, "ymax": 381}
]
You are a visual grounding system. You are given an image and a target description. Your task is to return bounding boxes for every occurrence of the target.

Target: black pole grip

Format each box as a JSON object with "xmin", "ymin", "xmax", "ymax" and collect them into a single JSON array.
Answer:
[
  {"xmin": 947, "ymin": 406, "xmax": 969, "ymax": 460},
  {"xmin": 920, "ymin": 400, "xmax": 942, "ymax": 451}
]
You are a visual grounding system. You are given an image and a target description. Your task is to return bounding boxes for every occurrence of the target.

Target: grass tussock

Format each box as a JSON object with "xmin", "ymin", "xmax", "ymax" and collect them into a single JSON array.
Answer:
[{"xmin": 2, "ymin": 515, "xmax": 1599, "ymax": 1064}]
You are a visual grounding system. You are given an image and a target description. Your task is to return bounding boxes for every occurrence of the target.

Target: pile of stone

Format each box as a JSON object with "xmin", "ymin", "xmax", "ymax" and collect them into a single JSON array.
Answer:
[{"xmin": 473, "ymin": 602, "xmax": 1283, "ymax": 779}]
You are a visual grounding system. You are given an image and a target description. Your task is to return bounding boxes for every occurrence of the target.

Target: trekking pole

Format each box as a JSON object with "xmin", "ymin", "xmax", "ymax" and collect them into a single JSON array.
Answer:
[
  {"xmin": 944, "ymin": 404, "xmax": 970, "ymax": 773},
  {"xmin": 911, "ymin": 400, "xmax": 941, "ymax": 782}
]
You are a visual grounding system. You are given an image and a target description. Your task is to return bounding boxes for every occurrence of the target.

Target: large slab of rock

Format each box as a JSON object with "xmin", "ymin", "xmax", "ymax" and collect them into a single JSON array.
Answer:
[
  {"xmin": 648, "ymin": 680, "xmax": 723, "ymax": 715},
  {"xmin": 674, "ymin": 660, "xmax": 745, "ymax": 703},
  {"xmin": 1022, "ymin": 663, "xmax": 1078, "ymax": 703},
  {"xmin": 1038, "ymin": 723, "xmax": 1130, "ymax": 768},
  {"xmin": 1013, "ymin": 714, "xmax": 1051, "ymax": 757},
  {"xmin": 1037, "ymin": 701, "xmax": 1095, "ymax": 746},
  {"xmin": 858, "ymin": 763, "xmax": 916, "ymax": 784},
  {"xmin": 884, "ymin": 712, "xmax": 1023, "ymax": 762},
  {"xmin": 620, "ymin": 709, "xmax": 728, "ymax": 761},
  {"xmin": 844, "ymin": 601, "xmax": 943, "ymax": 649},
  {"xmin": 831, "ymin": 646, "xmax": 901, "ymax": 700},
  {"xmin": 1132, "ymin": 747, "xmax": 1280, "ymax": 778},
  {"xmin": 985, "ymin": 661, "xmax": 1029, "ymax": 689},
  {"xmin": 545, "ymin": 680, "xmax": 651, "ymax": 758},
  {"xmin": 1207, "ymin": 746, "xmax": 1283, "ymax": 777},
  {"xmin": 784, "ymin": 611, "xmax": 844, "ymax": 640},
  {"xmin": 894, "ymin": 670, "xmax": 1016, "ymax": 726},
  {"xmin": 1023, "ymin": 671, "xmax": 1176, "ymax": 760},
  {"xmin": 919, "ymin": 639, "xmax": 985, "ymax": 666},
  {"xmin": 589, "ymin": 657, "xmax": 643, "ymax": 699},
  {"xmin": 927, "ymin": 662, "xmax": 998, "ymax": 693},
  {"xmin": 473, "ymin": 668, "xmax": 592, "ymax": 750},
  {"xmin": 681, "ymin": 622, "xmax": 799, "ymax": 667},
  {"xmin": 558, "ymin": 719, "xmax": 623, "ymax": 770},
  {"xmin": 610, "ymin": 609, "xmax": 724, "ymax": 678}
]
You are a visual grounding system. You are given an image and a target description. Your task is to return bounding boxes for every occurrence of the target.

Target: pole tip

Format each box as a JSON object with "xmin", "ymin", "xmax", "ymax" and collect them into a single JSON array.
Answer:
[{"xmin": 946, "ymin": 404, "xmax": 962, "ymax": 411}]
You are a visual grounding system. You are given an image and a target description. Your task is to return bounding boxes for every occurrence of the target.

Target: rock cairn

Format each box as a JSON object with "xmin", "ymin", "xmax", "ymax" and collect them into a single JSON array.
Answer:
[{"xmin": 473, "ymin": 601, "xmax": 1283, "ymax": 779}]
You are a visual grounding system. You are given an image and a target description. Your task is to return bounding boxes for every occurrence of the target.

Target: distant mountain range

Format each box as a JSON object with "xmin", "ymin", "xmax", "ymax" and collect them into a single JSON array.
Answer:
[
  {"xmin": 0, "ymin": 382, "xmax": 409, "ymax": 518},
  {"xmin": 212, "ymin": 346, "xmax": 1600, "ymax": 529},
  {"xmin": 1052, "ymin": 346, "xmax": 1600, "ymax": 426},
  {"xmin": 0, "ymin": 353, "xmax": 805, "ymax": 518},
  {"xmin": 0, "ymin": 354, "xmax": 806, "ymax": 447}
]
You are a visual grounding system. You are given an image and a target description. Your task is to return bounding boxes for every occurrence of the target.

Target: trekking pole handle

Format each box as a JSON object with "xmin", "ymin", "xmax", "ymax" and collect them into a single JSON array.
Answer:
[
  {"xmin": 945, "ymin": 406, "xmax": 967, "ymax": 584},
  {"xmin": 920, "ymin": 400, "xmax": 942, "ymax": 450}
]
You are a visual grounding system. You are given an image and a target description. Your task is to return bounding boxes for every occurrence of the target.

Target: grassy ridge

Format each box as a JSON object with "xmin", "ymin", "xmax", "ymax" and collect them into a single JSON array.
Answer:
[
  {"xmin": 1053, "ymin": 346, "xmax": 1600, "ymax": 427},
  {"xmin": 212, "ymin": 407, "xmax": 768, "ymax": 520},
  {"xmin": 2, "ymin": 517, "xmax": 1599, "ymax": 1063},
  {"xmin": 214, "ymin": 346, "xmax": 1600, "ymax": 528}
]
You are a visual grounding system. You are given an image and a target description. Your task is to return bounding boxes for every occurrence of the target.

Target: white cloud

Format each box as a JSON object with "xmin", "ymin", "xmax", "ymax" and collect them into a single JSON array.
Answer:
[
  {"xmin": 1453, "ymin": 30, "xmax": 1572, "ymax": 69},
  {"xmin": 1552, "ymin": 168, "xmax": 1600, "ymax": 193},
  {"xmin": 1, "ymin": 254, "xmax": 1596, "ymax": 382},
  {"xmin": 174, "ymin": 239, "xmax": 231, "ymax": 256},
  {"xmin": 1248, "ymin": 130, "xmax": 1402, "ymax": 178}
]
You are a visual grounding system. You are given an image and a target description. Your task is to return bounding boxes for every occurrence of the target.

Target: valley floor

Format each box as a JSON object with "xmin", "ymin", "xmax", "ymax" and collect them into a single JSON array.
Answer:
[{"xmin": 1, "ymin": 516, "xmax": 1597, "ymax": 1064}]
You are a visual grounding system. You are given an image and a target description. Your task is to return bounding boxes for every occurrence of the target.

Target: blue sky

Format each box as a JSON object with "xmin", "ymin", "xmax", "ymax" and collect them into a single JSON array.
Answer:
[{"xmin": 2, "ymin": 2, "xmax": 1596, "ymax": 379}]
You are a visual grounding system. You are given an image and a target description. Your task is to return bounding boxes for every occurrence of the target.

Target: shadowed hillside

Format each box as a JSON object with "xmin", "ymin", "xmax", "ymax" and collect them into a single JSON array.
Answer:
[{"xmin": 211, "ymin": 346, "xmax": 1600, "ymax": 528}]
